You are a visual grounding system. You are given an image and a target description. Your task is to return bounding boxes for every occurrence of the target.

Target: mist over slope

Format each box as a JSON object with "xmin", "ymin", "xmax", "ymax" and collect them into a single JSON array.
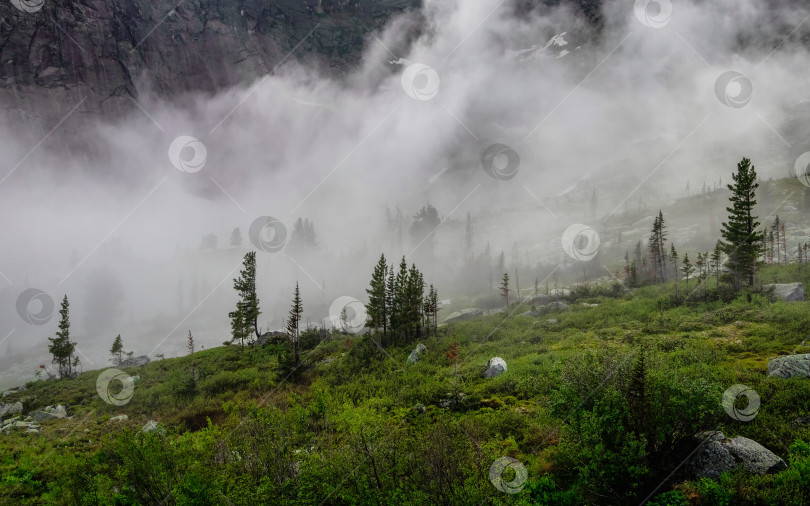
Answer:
[{"xmin": 2, "ymin": 0, "xmax": 810, "ymax": 387}]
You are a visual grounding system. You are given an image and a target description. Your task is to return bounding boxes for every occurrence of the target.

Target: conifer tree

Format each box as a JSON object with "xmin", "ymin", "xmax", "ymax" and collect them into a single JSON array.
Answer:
[
  {"xmin": 365, "ymin": 254, "xmax": 389, "ymax": 343},
  {"xmin": 720, "ymin": 158, "xmax": 762, "ymax": 289},
  {"xmin": 386, "ymin": 265, "xmax": 397, "ymax": 338},
  {"xmin": 48, "ymin": 295, "xmax": 75, "ymax": 378},
  {"xmin": 286, "ymin": 282, "xmax": 303, "ymax": 367},
  {"xmin": 110, "ymin": 334, "xmax": 124, "ymax": 365},
  {"xmin": 669, "ymin": 244, "xmax": 678, "ymax": 282},
  {"xmin": 500, "ymin": 273, "xmax": 511, "ymax": 308},
  {"xmin": 230, "ymin": 251, "xmax": 261, "ymax": 348},
  {"xmin": 681, "ymin": 253, "xmax": 693, "ymax": 291}
]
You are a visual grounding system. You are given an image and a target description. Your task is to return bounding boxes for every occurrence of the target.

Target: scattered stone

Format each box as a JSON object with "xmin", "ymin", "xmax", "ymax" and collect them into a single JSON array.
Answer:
[
  {"xmin": 524, "ymin": 294, "xmax": 549, "ymax": 305},
  {"xmin": 688, "ymin": 432, "xmax": 786, "ymax": 480},
  {"xmin": 520, "ymin": 310, "xmax": 540, "ymax": 317},
  {"xmin": 25, "ymin": 428, "xmax": 40, "ymax": 434},
  {"xmin": 2, "ymin": 389, "xmax": 17, "ymax": 398},
  {"xmin": 13, "ymin": 421, "xmax": 33, "ymax": 428},
  {"xmin": 547, "ymin": 318, "xmax": 558, "ymax": 324},
  {"xmin": 406, "ymin": 343, "xmax": 427, "ymax": 365},
  {"xmin": 483, "ymin": 357, "xmax": 507, "ymax": 378},
  {"xmin": 767, "ymin": 354, "xmax": 810, "ymax": 379},
  {"xmin": 413, "ymin": 403, "xmax": 426, "ymax": 414},
  {"xmin": 7, "ymin": 402, "xmax": 22, "ymax": 416},
  {"xmin": 109, "ymin": 414, "xmax": 129, "ymax": 422},
  {"xmin": 31, "ymin": 411, "xmax": 59, "ymax": 422},
  {"xmin": 141, "ymin": 420, "xmax": 163, "ymax": 433},
  {"xmin": 764, "ymin": 282, "xmax": 805, "ymax": 302},
  {"xmin": 119, "ymin": 355, "xmax": 151, "ymax": 367},
  {"xmin": 444, "ymin": 308, "xmax": 483, "ymax": 324},
  {"xmin": 546, "ymin": 301, "xmax": 568, "ymax": 310}
]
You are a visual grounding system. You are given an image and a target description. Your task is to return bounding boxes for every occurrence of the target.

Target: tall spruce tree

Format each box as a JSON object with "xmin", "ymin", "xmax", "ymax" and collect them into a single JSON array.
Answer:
[
  {"xmin": 230, "ymin": 251, "xmax": 261, "ymax": 347},
  {"xmin": 110, "ymin": 334, "xmax": 124, "ymax": 365},
  {"xmin": 720, "ymin": 158, "xmax": 762, "ymax": 288},
  {"xmin": 48, "ymin": 295, "xmax": 75, "ymax": 378},
  {"xmin": 366, "ymin": 254, "xmax": 388, "ymax": 343},
  {"xmin": 500, "ymin": 273, "xmax": 511, "ymax": 308},
  {"xmin": 286, "ymin": 282, "xmax": 303, "ymax": 367}
]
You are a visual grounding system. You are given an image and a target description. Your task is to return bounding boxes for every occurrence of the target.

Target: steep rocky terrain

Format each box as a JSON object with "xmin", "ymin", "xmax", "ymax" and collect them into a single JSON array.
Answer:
[{"xmin": 0, "ymin": 0, "xmax": 419, "ymax": 118}]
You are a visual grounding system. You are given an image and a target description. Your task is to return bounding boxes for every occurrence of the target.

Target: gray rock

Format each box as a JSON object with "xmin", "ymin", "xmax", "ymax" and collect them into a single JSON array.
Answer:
[
  {"xmin": 547, "ymin": 318, "xmax": 559, "ymax": 324},
  {"xmin": 0, "ymin": 403, "xmax": 9, "ymax": 419},
  {"xmin": 444, "ymin": 308, "xmax": 483, "ymax": 324},
  {"xmin": 25, "ymin": 428, "xmax": 40, "ymax": 434},
  {"xmin": 406, "ymin": 343, "xmax": 427, "ymax": 365},
  {"xmin": 413, "ymin": 403, "xmax": 426, "ymax": 414},
  {"xmin": 109, "ymin": 414, "xmax": 129, "ymax": 422},
  {"xmin": 7, "ymin": 402, "xmax": 22, "ymax": 416},
  {"xmin": 2, "ymin": 416, "xmax": 20, "ymax": 427},
  {"xmin": 520, "ymin": 310, "xmax": 540, "ymax": 317},
  {"xmin": 2, "ymin": 389, "xmax": 17, "ymax": 398},
  {"xmin": 30, "ymin": 411, "xmax": 58, "ymax": 422},
  {"xmin": 764, "ymin": 282, "xmax": 805, "ymax": 302},
  {"xmin": 13, "ymin": 421, "xmax": 32, "ymax": 428},
  {"xmin": 524, "ymin": 294, "xmax": 549, "ymax": 305},
  {"xmin": 483, "ymin": 357, "xmax": 507, "ymax": 378},
  {"xmin": 768, "ymin": 354, "xmax": 810, "ymax": 379},
  {"xmin": 689, "ymin": 432, "xmax": 786, "ymax": 480},
  {"xmin": 119, "ymin": 355, "xmax": 151, "ymax": 367},
  {"xmin": 547, "ymin": 301, "xmax": 568, "ymax": 310},
  {"xmin": 51, "ymin": 405, "xmax": 67, "ymax": 419},
  {"xmin": 141, "ymin": 420, "xmax": 164, "ymax": 433}
]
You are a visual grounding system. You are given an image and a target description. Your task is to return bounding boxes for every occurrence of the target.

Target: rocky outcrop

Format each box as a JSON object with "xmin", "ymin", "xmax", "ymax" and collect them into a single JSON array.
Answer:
[
  {"xmin": 768, "ymin": 354, "xmax": 810, "ymax": 379},
  {"xmin": 483, "ymin": 357, "xmax": 507, "ymax": 378},
  {"xmin": 406, "ymin": 343, "xmax": 426, "ymax": 364},
  {"xmin": 688, "ymin": 432, "xmax": 786, "ymax": 480},
  {"xmin": 119, "ymin": 355, "xmax": 150, "ymax": 367},
  {"xmin": 764, "ymin": 282, "xmax": 805, "ymax": 302},
  {"xmin": 0, "ymin": 0, "xmax": 420, "ymax": 119},
  {"xmin": 0, "ymin": 401, "xmax": 23, "ymax": 418},
  {"xmin": 444, "ymin": 308, "xmax": 482, "ymax": 324}
]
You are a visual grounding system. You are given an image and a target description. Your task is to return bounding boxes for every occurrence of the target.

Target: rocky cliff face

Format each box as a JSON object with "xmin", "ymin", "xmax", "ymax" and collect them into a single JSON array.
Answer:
[{"xmin": 0, "ymin": 0, "xmax": 418, "ymax": 119}]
